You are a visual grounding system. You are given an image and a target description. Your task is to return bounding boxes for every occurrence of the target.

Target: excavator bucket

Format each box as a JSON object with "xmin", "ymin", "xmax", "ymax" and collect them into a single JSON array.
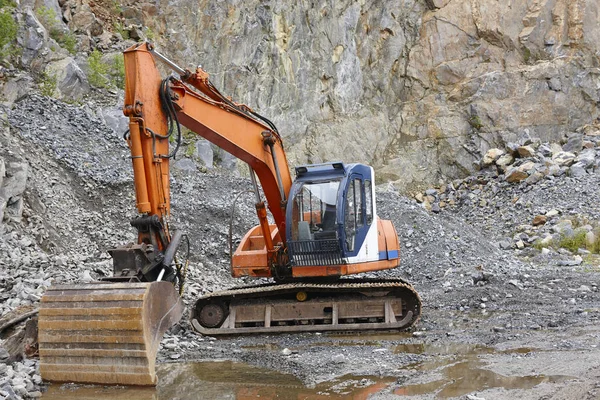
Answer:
[{"xmin": 38, "ymin": 281, "xmax": 184, "ymax": 386}]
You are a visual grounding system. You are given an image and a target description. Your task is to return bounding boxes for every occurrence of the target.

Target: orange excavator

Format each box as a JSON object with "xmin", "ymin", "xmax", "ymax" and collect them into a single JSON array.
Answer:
[{"xmin": 37, "ymin": 42, "xmax": 421, "ymax": 386}]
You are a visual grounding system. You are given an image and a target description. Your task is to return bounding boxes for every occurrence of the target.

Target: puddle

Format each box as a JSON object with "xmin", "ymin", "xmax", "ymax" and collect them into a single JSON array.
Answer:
[
  {"xmin": 41, "ymin": 344, "xmax": 572, "ymax": 399},
  {"xmin": 327, "ymin": 332, "xmax": 413, "ymax": 341},
  {"xmin": 394, "ymin": 342, "xmax": 536, "ymax": 356},
  {"xmin": 42, "ymin": 361, "xmax": 394, "ymax": 400},
  {"xmin": 394, "ymin": 343, "xmax": 573, "ymax": 398},
  {"xmin": 395, "ymin": 359, "xmax": 572, "ymax": 398}
]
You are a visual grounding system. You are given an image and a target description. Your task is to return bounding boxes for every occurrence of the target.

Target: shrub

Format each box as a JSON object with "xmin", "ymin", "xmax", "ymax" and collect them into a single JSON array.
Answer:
[
  {"xmin": 0, "ymin": 9, "xmax": 17, "ymax": 58},
  {"xmin": 557, "ymin": 231, "xmax": 588, "ymax": 253},
  {"xmin": 39, "ymin": 70, "xmax": 57, "ymax": 97},
  {"xmin": 109, "ymin": 53, "xmax": 125, "ymax": 89},
  {"xmin": 113, "ymin": 21, "xmax": 129, "ymax": 40},
  {"xmin": 0, "ymin": 0, "xmax": 15, "ymax": 8},
  {"xmin": 35, "ymin": 6, "xmax": 77, "ymax": 55},
  {"xmin": 88, "ymin": 49, "xmax": 110, "ymax": 88}
]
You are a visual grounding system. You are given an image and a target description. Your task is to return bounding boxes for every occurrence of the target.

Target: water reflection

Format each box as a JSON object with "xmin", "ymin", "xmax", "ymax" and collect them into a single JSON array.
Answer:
[
  {"xmin": 42, "ymin": 361, "xmax": 393, "ymax": 400},
  {"xmin": 394, "ymin": 344, "xmax": 573, "ymax": 398},
  {"xmin": 41, "ymin": 344, "xmax": 574, "ymax": 399}
]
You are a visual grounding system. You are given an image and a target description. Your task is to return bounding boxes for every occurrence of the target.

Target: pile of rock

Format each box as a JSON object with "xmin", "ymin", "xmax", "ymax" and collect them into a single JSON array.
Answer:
[
  {"xmin": 415, "ymin": 131, "xmax": 600, "ymax": 214},
  {"xmin": 0, "ymin": 357, "xmax": 42, "ymax": 399},
  {"xmin": 412, "ymin": 131, "xmax": 600, "ymax": 266}
]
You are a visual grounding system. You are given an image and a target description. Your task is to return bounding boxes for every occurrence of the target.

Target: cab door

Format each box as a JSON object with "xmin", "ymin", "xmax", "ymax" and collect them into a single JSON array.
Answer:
[{"xmin": 342, "ymin": 175, "xmax": 372, "ymax": 257}]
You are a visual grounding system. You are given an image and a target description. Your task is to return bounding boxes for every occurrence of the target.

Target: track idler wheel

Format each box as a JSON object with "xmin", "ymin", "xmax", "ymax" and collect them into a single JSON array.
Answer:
[{"xmin": 195, "ymin": 301, "xmax": 228, "ymax": 328}]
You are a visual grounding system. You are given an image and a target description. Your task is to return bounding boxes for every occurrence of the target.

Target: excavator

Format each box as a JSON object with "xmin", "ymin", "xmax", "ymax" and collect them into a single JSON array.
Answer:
[{"xmin": 37, "ymin": 42, "xmax": 421, "ymax": 386}]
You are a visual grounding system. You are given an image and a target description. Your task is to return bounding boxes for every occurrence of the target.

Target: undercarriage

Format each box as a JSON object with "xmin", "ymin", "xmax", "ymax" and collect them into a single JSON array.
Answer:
[{"xmin": 192, "ymin": 279, "xmax": 421, "ymax": 335}]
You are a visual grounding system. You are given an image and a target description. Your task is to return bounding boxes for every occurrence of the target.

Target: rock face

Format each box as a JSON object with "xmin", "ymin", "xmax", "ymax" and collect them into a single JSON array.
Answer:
[{"xmin": 109, "ymin": 0, "xmax": 600, "ymax": 189}]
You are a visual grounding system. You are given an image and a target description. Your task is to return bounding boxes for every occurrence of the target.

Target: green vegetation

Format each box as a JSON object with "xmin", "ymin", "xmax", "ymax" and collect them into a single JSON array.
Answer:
[
  {"xmin": 185, "ymin": 143, "xmax": 195, "ymax": 158},
  {"xmin": 35, "ymin": 6, "xmax": 77, "ymax": 55},
  {"xmin": 468, "ymin": 115, "xmax": 483, "ymax": 131},
  {"xmin": 557, "ymin": 231, "xmax": 589, "ymax": 253},
  {"xmin": 111, "ymin": 0, "xmax": 122, "ymax": 15},
  {"xmin": 0, "ymin": 9, "xmax": 17, "ymax": 59},
  {"xmin": 535, "ymin": 227, "xmax": 600, "ymax": 255},
  {"xmin": 88, "ymin": 49, "xmax": 110, "ymax": 88},
  {"xmin": 523, "ymin": 47, "xmax": 531, "ymax": 63},
  {"xmin": 144, "ymin": 26, "xmax": 155, "ymax": 41},
  {"xmin": 0, "ymin": 0, "xmax": 15, "ymax": 8},
  {"xmin": 113, "ymin": 21, "xmax": 129, "ymax": 40},
  {"xmin": 109, "ymin": 53, "xmax": 125, "ymax": 89},
  {"xmin": 39, "ymin": 70, "xmax": 57, "ymax": 97},
  {"xmin": 86, "ymin": 50, "xmax": 126, "ymax": 89}
]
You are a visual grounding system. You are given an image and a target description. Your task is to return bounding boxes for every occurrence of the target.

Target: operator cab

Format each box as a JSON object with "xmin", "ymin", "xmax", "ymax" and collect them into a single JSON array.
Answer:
[{"xmin": 286, "ymin": 162, "xmax": 377, "ymax": 267}]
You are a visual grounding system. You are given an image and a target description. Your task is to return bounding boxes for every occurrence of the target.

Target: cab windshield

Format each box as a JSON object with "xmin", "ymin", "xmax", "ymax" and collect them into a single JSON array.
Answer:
[{"xmin": 290, "ymin": 179, "xmax": 341, "ymax": 241}]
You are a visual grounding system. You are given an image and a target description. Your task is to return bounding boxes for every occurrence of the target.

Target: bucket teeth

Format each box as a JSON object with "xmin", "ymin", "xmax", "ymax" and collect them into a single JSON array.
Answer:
[{"xmin": 38, "ymin": 281, "xmax": 183, "ymax": 386}]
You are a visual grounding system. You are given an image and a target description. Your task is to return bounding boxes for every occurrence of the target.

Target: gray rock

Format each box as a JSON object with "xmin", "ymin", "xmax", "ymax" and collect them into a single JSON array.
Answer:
[
  {"xmin": 1, "ymin": 75, "xmax": 35, "ymax": 107},
  {"xmin": 332, "ymin": 353, "xmax": 346, "ymax": 364},
  {"xmin": 499, "ymin": 240, "xmax": 512, "ymax": 250},
  {"xmin": 562, "ymin": 134, "xmax": 583, "ymax": 154},
  {"xmin": 558, "ymin": 257, "xmax": 582, "ymax": 266},
  {"xmin": 19, "ymin": 10, "xmax": 47, "ymax": 67},
  {"xmin": 71, "ymin": 5, "xmax": 103, "ymax": 36},
  {"xmin": 538, "ymin": 144, "xmax": 553, "ymax": 157},
  {"xmin": 195, "ymin": 140, "xmax": 214, "ymax": 168},
  {"xmin": 173, "ymin": 158, "xmax": 197, "ymax": 173},
  {"xmin": 525, "ymin": 172, "xmax": 543, "ymax": 185},
  {"xmin": 46, "ymin": 58, "xmax": 90, "ymax": 100},
  {"xmin": 0, "ymin": 347, "xmax": 9, "ymax": 362},
  {"xmin": 548, "ymin": 77, "xmax": 562, "ymax": 92},
  {"xmin": 517, "ymin": 145, "xmax": 535, "ymax": 158},
  {"xmin": 568, "ymin": 164, "xmax": 587, "ymax": 178},
  {"xmin": 505, "ymin": 168, "xmax": 528, "ymax": 183},
  {"xmin": 0, "ymin": 383, "xmax": 18, "ymax": 400},
  {"xmin": 552, "ymin": 151, "xmax": 576, "ymax": 167},
  {"xmin": 99, "ymin": 106, "xmax": 129, "ymax": 136},
  {"xmin": 574, "ymin": 148, "xmax": 596, "ymax": 169}
]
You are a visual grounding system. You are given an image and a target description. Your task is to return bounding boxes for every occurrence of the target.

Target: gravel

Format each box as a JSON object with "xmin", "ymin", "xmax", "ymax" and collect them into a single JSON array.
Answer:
[{"xmin": 0, "ymin": 94, "xmax": 599, "ymax": 399}]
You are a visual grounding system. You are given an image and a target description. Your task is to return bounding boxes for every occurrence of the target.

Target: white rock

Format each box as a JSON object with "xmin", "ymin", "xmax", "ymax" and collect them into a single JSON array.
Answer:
[{"xmin": 281, "ymin": 348, "xmax": 292, "ymax": 356}]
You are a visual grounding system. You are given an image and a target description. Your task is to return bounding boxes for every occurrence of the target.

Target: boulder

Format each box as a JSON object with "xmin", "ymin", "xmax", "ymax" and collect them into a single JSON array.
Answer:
[
  {"xmin": 525, "ymin": 171, "xmax": 543, "ymax": 185},
  {"xmin": 505, "ymin": 168, "xmax": 528, "ymax": 183},
  {"xmin": 98, "ymin": 106, "xmax": 129, "ymax": 136},
  {"xmin": 495, "ymin": 154, "xmax": 514, "ymax": 168},
  {"xmin": 562, "ymin": 134, "xmax": 583, "ymax": 154},
  {"xmin": 482, "ymin": 148, "xmax": 504, "ymax": 166},
  {"xmin": 194, "ymin": 140, "xmax": 214, "ymax": 168},
  {"xmin": 173, "ymin": 158, "xmax": 197, "ymax": 174},
  {"xmin": 552, "ymin": 151, "xmax": 576, "ymax": 167},
  {"xmin": 517, "ymin": 161, "xmax": 536, "ymax": 174},
  {"xmin": 1, "ymin": 75, "xmax": 35, "ymax": 107},
  {"xmin": 568, "ymin": 163, "xmax": 587, "ymax": 178},
  {"xmin": 70, "ymin": 5, "xmax": 103, "ymax": 36},
  {"xmin": 46, "ymin": 57, "xmax": 90, "ymax": 100},
  {"xmin": 19, "ymin": 9, "xmax": 48, "ymax": 67},
  {"xmin": 517, "ymin": 145, "xmax": 535, "ymax": 158},
  {"xmin": 574, "ymin": 148, "xmax": 596, "ymax": 169},
  {"xmin": 549, "ymin": 143, "xmax": 564, "ymax": 155}
]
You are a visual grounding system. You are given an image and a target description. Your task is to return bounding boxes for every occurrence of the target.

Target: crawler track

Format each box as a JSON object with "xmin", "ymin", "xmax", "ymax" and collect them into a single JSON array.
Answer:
[{"xmin": 191, "ymin": 279, "xmax": 421, "ymax": 335}]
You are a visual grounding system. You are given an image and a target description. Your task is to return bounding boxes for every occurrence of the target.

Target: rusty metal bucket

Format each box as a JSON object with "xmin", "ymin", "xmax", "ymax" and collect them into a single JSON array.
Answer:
[{"xmin": 38, "ymin": 281, "xmax": 183, "ymax": 386}]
